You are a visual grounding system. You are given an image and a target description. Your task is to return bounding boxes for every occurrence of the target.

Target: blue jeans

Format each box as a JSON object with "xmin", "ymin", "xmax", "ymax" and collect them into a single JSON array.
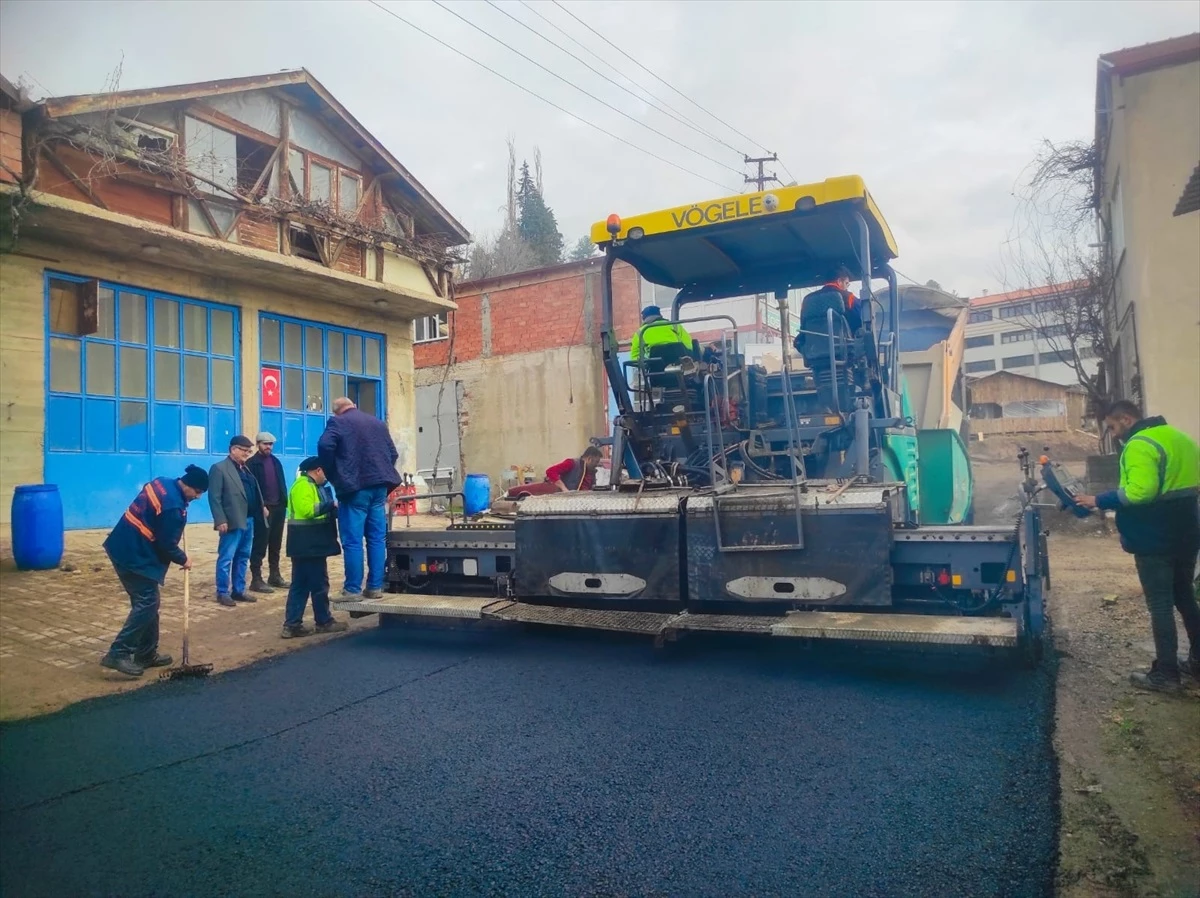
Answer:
[
  {"xmin": 108, "ymin": 566, "xmax": 160, "ymax": 660},
  {"xmin": 216, "ymin": 519, "xmax": 254, "ymax": 597},
  {"xmin": 285, "ymin": 558, "xmax": 333, "ymax": 628},
  {"xmin": 338, "ymin": 486, "xmax": 388, "ymax": 594}
]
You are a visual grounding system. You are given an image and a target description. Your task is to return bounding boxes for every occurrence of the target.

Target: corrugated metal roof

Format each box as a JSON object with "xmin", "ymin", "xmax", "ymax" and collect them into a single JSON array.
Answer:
[{"xmin": 1173, "ymin": 163, "xmax": 1200, "ymax": 217}]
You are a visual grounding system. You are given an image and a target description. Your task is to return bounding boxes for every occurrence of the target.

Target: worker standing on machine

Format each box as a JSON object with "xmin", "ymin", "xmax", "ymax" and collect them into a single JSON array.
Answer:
[
  {"xmin": 1076, "ymin": 400, "xmax": 1200, "ymax": 693},
  {"xmin": 547, "ymin": 446, "xmax": 603, "ymax": 492},
  {"xmin": 793, "ymin": 265, "xmax": 862, "ymax": 413},
  {"xmin": 630, "ymin": 306, "xmax": 694, "ymax": 362}
]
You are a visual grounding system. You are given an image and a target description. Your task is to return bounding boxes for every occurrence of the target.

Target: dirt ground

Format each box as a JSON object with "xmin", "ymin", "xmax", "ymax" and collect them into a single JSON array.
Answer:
[{"xmin": 972, "ymin": 440, "xmax": 1200, "ymax": 898}]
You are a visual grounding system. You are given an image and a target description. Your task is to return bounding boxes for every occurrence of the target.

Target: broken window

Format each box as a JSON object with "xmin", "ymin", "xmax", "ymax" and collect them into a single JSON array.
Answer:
[
  {"xmin": 235, "ymin": 134, "xmax": 273, "ymax": 197},
  {"xmin": 289, "ymin": 224, "xmax": 324, "ymax": 263},
  {"xmin": 48, "ymin": 278, "xmax": 102, "ymax": 337},
  {"xmin": 117, "ymin": 118, "xmax": 175, "ymax": 154}
]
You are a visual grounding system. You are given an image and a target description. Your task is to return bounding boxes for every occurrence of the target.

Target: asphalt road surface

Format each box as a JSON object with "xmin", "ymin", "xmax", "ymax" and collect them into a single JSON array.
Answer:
[{"xmin": 0, "ymin": 626, "xmax": 1057, "ymax": 898}]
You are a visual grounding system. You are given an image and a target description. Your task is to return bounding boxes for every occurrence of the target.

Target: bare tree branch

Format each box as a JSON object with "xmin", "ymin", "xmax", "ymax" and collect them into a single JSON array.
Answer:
[{"xmin": 999, "ymin": 139, "xmax": 1120, "ymax": 422}]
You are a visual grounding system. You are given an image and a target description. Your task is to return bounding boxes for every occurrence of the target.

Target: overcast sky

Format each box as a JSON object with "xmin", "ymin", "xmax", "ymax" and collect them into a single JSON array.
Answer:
[{"xmin": 2, "ymin": 0, "xmax": 1197, "ymax": 295}]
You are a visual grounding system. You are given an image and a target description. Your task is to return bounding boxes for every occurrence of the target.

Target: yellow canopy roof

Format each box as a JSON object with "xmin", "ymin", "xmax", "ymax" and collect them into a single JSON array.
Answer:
[{"xmin": 590, "ymin": 175, "xmax": 898, "ymax": 299}]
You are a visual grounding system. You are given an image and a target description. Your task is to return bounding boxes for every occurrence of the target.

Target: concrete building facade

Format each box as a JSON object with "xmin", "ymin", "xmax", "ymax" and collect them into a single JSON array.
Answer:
[
  {"xmin": 0, "ymin": 70, "xmax": 466, "ymax": 529},
  {"xmin": 963, "ymin": 285, "xmax": 1099, "ymax": 387},
  {"xmin": 1094, "ymin": 33, "xmax": 1200, "ymax": 440}
]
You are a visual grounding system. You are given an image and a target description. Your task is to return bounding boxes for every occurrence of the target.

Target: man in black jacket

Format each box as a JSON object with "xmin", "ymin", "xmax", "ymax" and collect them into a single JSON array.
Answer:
[
  {"xmin": 318, "ymin": 397, "xmax": 400, "ymax": 600},
  {"xmin": 247, "ymin": 431, "xmax": 289, "ymax": 593},
  {"xmin": 793, "ymin": 265, "xmax": 862, "ymax": 413}
]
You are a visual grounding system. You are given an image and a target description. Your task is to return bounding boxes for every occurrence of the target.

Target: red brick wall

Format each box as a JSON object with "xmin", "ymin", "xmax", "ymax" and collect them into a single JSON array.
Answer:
[
  {"xmin": 334, "ymin": 240, "xmax": 364, "ymax": 276},
  {"xmin": 414, "ymin": 259, "xmax": 642, "ymax": 369},
  {"xmin": 238, "ymin": 214, "xmax": 280, "ymax": 252}
]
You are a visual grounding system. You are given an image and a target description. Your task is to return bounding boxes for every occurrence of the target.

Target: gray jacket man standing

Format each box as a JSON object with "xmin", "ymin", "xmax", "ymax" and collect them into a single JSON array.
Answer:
[{"xmin": 208, "ymin": 435, "xmax": 265, "ymax": 606}]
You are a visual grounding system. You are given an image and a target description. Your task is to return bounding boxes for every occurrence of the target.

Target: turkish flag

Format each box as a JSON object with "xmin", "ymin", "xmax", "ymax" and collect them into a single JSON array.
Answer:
[{"xmin": 261, "ymin": 367, "xmax": 282, "ymax": 408}]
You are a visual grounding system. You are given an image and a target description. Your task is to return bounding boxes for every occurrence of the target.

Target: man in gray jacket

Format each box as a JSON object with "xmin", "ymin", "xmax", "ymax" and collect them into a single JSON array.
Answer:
[{"xmin": 209, "ymin": 435, "xmax": 266, "ymax": 607}]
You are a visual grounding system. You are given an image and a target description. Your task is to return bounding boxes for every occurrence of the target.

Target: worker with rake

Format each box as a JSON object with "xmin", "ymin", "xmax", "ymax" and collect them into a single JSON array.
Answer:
[
  {"xmin": 99, "ymin": 465, "xmax": 209, "ymax": 678},
  {"xmin": 281, "ymin": 456, "xmax": 349, "ymax": 639}
]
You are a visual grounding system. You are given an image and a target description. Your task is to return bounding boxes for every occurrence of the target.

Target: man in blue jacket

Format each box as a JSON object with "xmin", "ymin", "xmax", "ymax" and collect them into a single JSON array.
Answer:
[
  {"xmin": 100, "ymin": 465, "xmax": 209, "ymax": 677},
  {"xmin": 318, "ymin": 396, "xmax": 400, "ymax": 599},
  {"xmin": 1077, "ymin": 400, "xmax": 1200, "ymax": 693}
]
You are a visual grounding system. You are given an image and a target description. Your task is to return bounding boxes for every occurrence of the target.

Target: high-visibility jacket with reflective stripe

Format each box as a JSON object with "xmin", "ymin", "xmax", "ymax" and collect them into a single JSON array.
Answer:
[
  {"xmin": 103, "ymin": 477, "xmax": 190, "ymax": 583},
  {"xmin": 1096, "ymin": 416, "xmax": 1200, "ymax": 555},
  {"xmin": 630, "ymin": 318, "xmax": 694, "ymax": 362}
]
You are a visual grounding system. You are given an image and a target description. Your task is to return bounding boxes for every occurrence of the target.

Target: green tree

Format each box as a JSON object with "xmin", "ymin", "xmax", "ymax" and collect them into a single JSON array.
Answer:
[
  {"xmin": 516, "ymin": 161, "xmax": 564, "ymax": 267},
  {"xmin": 568, "ymin": 235, "xmax": 595, "ymax": 262}
]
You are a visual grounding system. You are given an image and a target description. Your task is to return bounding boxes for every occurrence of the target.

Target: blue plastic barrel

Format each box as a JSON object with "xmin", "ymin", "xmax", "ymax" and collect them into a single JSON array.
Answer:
[
  {"xmin": 463, "ymin": 473, "xmax": 491, "ymax": 517},
  {"xmin": 11, "ymin": 484, "xmax": 64, "ymax": 571}
]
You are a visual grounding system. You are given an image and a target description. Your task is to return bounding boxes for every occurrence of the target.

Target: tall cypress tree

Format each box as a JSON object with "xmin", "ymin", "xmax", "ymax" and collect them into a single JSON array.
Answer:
[{"xmin": 516, "ymin": 161, "xmax": 564, "ymax": 267}]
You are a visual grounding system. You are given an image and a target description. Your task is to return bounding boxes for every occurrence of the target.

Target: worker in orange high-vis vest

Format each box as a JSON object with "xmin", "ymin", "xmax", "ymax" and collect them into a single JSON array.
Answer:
[
  {"xmin": 794, "ymin": 265, "xmax": 863, "ymax": 413},
  {"xmin": 99, "ymin": 465, "xmax": 209, "ymax": 678}
]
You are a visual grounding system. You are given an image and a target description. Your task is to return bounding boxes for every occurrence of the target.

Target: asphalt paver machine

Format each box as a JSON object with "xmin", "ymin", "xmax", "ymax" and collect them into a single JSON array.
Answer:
[{"xmin": 342, "ymin": 176, "xmax": 1048, "ymax": 662}]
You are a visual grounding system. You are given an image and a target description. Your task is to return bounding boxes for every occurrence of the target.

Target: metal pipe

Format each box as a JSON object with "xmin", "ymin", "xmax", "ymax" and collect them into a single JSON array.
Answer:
[
  {"xmin": 854, "ymin": 405, "xmax": 870, "ymax": 476},
  {"xmin": 825, "ymin": 306, "xmax": 841, "ymax": 416},
  {"xmin": 777, "ymin": 292, "xmax": 806, "ymax": 549},
  {"xmin": 703, "ymin": 374, "xmax": 718, "ymax": 486}
]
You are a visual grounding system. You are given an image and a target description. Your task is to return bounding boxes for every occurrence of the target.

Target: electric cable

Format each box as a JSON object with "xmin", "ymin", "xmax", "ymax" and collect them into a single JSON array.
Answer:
[
  {"xmin": 550, "ymin": 0, "xmax": 772, "ymax": 156},
  {"xmin": 431, "ymin": 0, "xmax": 743, "ymax": 177},
  {"xmin": 365, "ymin": 0, "xmax": 740, "ymax": 192},
  {"xmin": 507, "ymin": 0, "xmax": 744, "ymax": 157}
]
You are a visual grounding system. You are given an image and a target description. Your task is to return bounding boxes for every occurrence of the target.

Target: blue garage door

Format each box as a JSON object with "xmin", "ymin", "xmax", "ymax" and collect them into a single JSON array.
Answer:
[
  {"xmin": 258, "ymin": 313, "xmax": 384, "ymax": 483},
  {"xmin": 45, "ymin": 273, "xmax": 240, "ymax": 529}
]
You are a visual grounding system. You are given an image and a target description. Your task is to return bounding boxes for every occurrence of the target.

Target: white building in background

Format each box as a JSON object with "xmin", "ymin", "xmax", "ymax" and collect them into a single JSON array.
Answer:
[{"xmin": 963, "ymin": 285, "xmax": 1099, "ymax": 387}]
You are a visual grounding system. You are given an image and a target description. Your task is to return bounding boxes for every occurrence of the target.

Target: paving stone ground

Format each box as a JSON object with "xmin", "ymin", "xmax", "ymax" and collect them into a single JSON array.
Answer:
[{"xmin": 0, "ymin": 517, "xmax": 447, "ymax": 720}]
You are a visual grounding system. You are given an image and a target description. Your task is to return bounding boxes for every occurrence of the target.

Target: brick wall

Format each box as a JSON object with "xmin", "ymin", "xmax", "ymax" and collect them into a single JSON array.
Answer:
[
  {"xmin": 414, "ymin": 258, "xmax": 642, "ymax": 369},
  {"xmin": 238, "ymin": 213, "xmax": 281, "ymax": 252}
]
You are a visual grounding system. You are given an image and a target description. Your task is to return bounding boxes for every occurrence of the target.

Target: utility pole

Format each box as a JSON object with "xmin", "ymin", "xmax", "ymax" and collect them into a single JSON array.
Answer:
[
  {"xmin": 744, "ymin": 153, "xmax": 780, "ymax": 192},
  {"xmin": 745, "ymin": 154, "xmax": 781, "ymax": 341}
]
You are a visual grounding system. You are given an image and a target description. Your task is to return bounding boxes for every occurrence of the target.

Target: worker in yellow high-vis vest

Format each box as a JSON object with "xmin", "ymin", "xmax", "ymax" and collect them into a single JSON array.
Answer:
[
  {"xmin": 1078, "ymin": 400, "xmax": 1200, "ymax": 693},
  {"xmin": 630, "ymin": 306, "xmax": 695, "ymax": 362}
]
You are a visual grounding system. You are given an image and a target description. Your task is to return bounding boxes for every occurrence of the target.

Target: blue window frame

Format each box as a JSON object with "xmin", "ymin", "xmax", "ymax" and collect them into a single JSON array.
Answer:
[
  {"xmin": 44, "ymin": 272, "xmax": 240, "ymax": 529},
  {"xmin": 258, "ymin": 313, "xmax": 384, "ymax": 473}
]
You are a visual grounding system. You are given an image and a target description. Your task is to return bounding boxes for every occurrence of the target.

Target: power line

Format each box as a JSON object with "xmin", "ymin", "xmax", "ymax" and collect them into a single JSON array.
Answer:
[
  {"xmin": 430, "ymin": 0, "xmax": 743, "ymax": 178},
  {"xmin": 551, "ymin": 0, "xmax": 772, "ymax": 156},
  {"xmin": 364, "ymin": 0, "xmax": 739, "ymax": 193},
  {"xmin": 514, "ymin": 0, "xmax": 741, "ymax": 157}
]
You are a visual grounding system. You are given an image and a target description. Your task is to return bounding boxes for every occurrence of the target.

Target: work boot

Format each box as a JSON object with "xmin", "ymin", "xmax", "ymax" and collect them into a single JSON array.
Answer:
[
  {"xmin": 134, "ymin": 653, "xmax": 173, "ymax": 668},
  {"xmin": 232, "ymin": 591, "xmax": 257, "ymax": 604},
  {"xmin": 315, "ymin": 619, "xmax": 349, "ymax": 634},
  {"xmin": 362, "ymin": 588, "xmax": 384, "ymax": 600},
  {"xmin": 280, "ymin": 624, "xmax": 313, "ymax": 639},
  {"xmin": 337, "ymin": 590, "xmax": 361, "ymax": 601},
  {"xmin": 100, "ymin": 655, "xmax": 144, "ymax": 677},
  {"xmin": 268, "ymin": 569, "xmax": 290, "ymax": 589},
  {"xmin": 216, "ymin": 593, "xmax": 237, "ymax": 608},
  {"xmin": 1130, "ymin": 662, "xmax": 1183, "ymax": 694},
  {"xmin": 1178, "ymin": 654, "xmax": 1200, "ymax": 679},
  {"xmin": 249, "ymin": 574, "xmax": 274, "ymax": 594}
]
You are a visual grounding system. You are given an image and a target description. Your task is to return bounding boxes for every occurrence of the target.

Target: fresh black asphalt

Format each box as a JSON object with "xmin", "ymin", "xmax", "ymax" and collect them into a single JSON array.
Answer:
[{"xmin": 0, "ymin": 625, "xmax": 1058, "ymax": 898}]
